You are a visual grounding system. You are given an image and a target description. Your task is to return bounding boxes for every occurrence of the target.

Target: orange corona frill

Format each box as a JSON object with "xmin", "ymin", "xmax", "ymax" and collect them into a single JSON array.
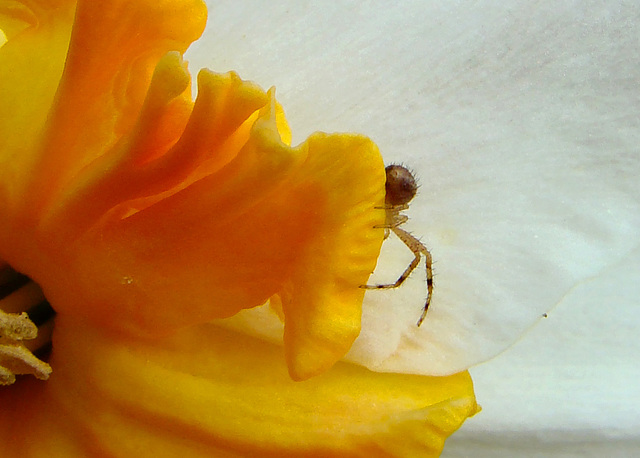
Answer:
[{"xmin": 0, "ymin": 0, "xmax": 477, "ymax": 456}]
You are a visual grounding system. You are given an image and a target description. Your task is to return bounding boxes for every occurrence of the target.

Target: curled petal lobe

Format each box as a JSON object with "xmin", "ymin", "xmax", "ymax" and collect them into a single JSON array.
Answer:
[
  {"xmin": 278, "ymin": 134, "xmax": 387, "ymax": 380},
  {"xmin": 18, "ymin": 0, "xmax": 207, "ymax": 222},
  {"xmin": 45, "ymin": 103, "xmax": 385, "ymax": 356},
  {"xmin": 37, "ymin": 78, "xmax": 307, "ymax": 330}
]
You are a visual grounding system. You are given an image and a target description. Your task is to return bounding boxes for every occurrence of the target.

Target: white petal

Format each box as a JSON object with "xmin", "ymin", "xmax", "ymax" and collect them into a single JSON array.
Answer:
[
  {"xmin": 444, "ymin": 247, "xmax": 640, "ymax": 452},
  {"xmin": 189, "ymin": 2, "xmax": 640, "ymax": 374}
]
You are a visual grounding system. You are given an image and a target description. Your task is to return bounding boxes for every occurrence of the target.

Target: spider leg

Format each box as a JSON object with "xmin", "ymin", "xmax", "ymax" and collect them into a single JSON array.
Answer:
[
  {"xmin": 361, "ymin": 248, "xmax": 421, "ymax": 290},
  {"xmin": 374, "ymin": 204, "xmax": 409, "ymax": 211},
  {"xmin": 373, "ymin": 214, "xmax": 408, "ymax": 229},
  {"xmin": 373, "ymin": 212, "xmax": 407, "ymax": 240},
  {"xmin": 361, "ymin": 225, "xmax": 428, "ymax": 291},
  {"xmin": 391, "ymin": 227, "xmax": 433, "ymax": 327}
]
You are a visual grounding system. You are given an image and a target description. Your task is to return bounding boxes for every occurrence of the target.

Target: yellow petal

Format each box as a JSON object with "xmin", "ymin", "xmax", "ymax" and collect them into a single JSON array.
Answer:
[
  {"xmin": 0, "ymin": 315, "xmax": 477, "ymax": 457},
  {"xmin": 279, "ymin": 134, "xmax": 387, "ymax": 380},
  {"xmin": 0, "ymin": 0, "xmax": 76, "ymax": 205},
  {"xmin": 5, "ymin": 0, "xmax": 207, "ymax": 221}
]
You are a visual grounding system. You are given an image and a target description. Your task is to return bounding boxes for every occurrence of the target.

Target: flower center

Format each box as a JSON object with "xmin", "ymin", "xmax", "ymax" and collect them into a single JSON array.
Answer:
[{"xmin": 0, "ymin": 264, "xmax": 55, "ymax": 385}]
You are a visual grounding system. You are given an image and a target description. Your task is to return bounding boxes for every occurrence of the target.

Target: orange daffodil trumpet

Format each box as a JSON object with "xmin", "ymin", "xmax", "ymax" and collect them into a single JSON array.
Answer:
[{"xmin": 0, "ymin": 0, "xmax": 477, "ymax": 456}]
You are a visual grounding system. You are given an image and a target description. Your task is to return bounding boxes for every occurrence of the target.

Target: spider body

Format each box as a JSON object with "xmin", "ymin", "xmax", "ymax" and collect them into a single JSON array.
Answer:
[{"xmin": 363, "ymin": 165, "xmax": 433, "ymax": 327}]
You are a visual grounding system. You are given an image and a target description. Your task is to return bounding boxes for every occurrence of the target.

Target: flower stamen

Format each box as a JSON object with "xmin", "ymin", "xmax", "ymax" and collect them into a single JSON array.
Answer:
[{"xmin": 0, "ymin": 266, "xmax": 53, "ymax": 385}]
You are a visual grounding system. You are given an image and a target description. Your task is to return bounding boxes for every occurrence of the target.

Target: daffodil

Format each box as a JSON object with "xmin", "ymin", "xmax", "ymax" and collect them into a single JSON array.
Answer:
[{"xmin": 0, "ymin": 1, "xmax": 479, "ymax": 456}]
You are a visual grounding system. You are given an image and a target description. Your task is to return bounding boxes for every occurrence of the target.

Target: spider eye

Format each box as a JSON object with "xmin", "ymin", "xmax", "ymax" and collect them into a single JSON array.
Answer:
[{"xmin": 385, "ymin": 165, "xmax": 417, "ymax": 206}]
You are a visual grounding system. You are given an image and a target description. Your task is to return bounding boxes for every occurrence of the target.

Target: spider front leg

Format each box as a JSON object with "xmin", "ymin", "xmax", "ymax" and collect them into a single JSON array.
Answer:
[{"xmin": 373, "ymin": 214, "xmax": 408, "ymax": 239}]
